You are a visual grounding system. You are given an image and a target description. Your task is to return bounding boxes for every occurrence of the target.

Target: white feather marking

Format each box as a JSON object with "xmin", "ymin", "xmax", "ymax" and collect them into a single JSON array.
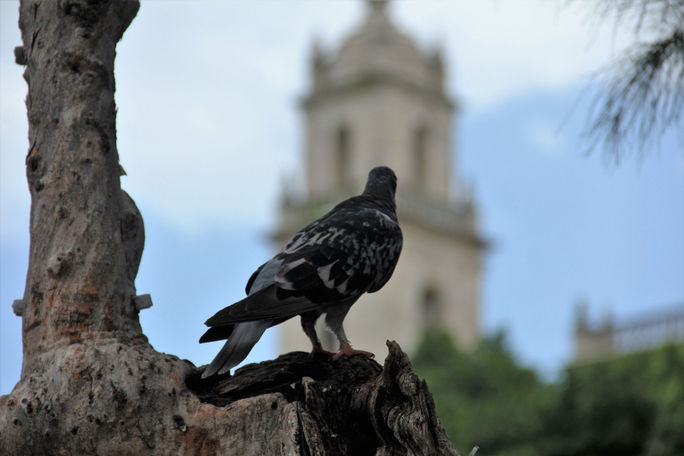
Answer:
[
  {"xmin": 374, "ymin": 210, "xmax": 394, "ymax": 224},
  {"xmin": 328, "ymin": 227, "xmax": 345, "ymax": 242},
  {"xmin": 283, "ymin": 233, "xmax": 307, "ymax": 253},
  {"xmin": 277, "ymin": 258, "xmax": 308, "ymax": 290},
  {"xmin": 317, "ymin": 260, "xmax": 338, "ymax": 288},
  {"xmin": 336, "ymin": 278, "xmax": 350, "ymax": 294},
  {"xmin": 282, "ymin": 257, "xmax": 307, "ymax": 272}
]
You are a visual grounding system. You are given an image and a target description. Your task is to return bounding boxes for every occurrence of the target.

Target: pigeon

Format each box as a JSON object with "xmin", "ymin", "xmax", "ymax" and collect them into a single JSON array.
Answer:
[{"xmin": 200, "ymin": 166, "xmax": 403, "ymax": 377}]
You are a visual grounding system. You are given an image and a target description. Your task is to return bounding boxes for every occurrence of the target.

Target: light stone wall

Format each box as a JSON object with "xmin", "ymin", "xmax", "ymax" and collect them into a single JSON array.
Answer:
[
  {"xmin": 330, "ymin": 32, "xmax": 430, "ymax": 89},
  {"xmin": 305, "ymin": 86, "xmax": 453, "ymax": 201}
]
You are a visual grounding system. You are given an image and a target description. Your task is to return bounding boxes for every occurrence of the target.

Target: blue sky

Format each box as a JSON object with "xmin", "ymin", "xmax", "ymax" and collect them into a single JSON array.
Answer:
[
  {"xmin": 460, "ymin": 88, "xmax": 684, "ymax": 376},
  {"xmin": 2, "ymin": 1, "xmax": 683, "ymax": 393}
]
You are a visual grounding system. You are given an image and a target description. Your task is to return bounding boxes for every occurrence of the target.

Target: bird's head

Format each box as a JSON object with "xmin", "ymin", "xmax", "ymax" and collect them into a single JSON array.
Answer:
[{"xmin": 363, "ymin": 166, "xmax": 398, "ymax": 205}]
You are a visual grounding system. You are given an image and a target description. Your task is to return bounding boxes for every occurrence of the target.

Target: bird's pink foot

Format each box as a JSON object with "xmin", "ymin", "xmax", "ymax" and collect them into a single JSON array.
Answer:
[{"xmin": 332, "ymin": 343, "xmax": 375, "ymax": 360}]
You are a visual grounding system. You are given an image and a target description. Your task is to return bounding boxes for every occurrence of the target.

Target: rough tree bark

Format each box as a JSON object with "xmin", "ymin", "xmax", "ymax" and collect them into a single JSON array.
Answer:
[{"xmin": 0, "ymin": 1, "xmax": 458, "ymax": 455}]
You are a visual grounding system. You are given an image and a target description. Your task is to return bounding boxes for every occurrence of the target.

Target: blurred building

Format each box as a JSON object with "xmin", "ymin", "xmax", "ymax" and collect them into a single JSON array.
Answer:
[
  {"xmin": 275, "ymin": 0, "xmax": 485, "ymax": 359},
  {"xmin": 573, "ymin": 301, "xmax": 684, "ymax": 363}
]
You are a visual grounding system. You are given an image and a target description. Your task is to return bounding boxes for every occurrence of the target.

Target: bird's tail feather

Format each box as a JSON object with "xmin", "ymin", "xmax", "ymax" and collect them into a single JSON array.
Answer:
[{"xmin": 201, "ymin": 320, "xmax": 270, "ymax": 378}]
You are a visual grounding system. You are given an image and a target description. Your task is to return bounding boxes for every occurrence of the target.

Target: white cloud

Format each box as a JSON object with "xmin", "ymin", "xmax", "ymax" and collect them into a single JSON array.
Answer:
[
  {"xmin": 525, "ymin": 121, "xmax": 562, "ymax": 155},
  {"xmin": 1, "ymin": 0, "xmax": 638, "ymax": 239},
  {"xmin": 394, "ymin": 1, "xmax": 633, "ymax": 114}
]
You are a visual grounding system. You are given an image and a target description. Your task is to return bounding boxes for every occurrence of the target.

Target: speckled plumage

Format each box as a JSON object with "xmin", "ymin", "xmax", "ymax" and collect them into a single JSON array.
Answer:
[{"xmin": 200, "ymin": 167, "xmax": 402, "ymax": 377}]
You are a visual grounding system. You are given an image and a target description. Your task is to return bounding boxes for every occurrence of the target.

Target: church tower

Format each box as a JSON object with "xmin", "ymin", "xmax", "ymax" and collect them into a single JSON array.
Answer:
[{"xmin": 276, "ymin": 0, "xmax": 485, "ymax": 358}]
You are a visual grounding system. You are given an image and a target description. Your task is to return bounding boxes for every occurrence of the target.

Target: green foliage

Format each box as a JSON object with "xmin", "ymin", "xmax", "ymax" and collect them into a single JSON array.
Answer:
[
  {"xmin": 412, "ymin": 331, "xmax": 684, "ymax": 456},
  {"xmin": 539, "ymin": 344, "xmax": 684, "ymax": 456},
  {"xmin": 411, "ymin": 330, "xmax": 555, "ymax": 456}
]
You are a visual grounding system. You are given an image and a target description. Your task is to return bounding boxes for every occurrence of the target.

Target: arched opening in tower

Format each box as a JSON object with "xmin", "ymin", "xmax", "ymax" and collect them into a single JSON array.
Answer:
[
  {"xmin": 421, "ymin": 286, "xmax": 441, "ymax": 330},
  {"xmin": 335, "ymin": 125, "xmax": 351, "ymax": 187},
  {"xmin": 412, "ymin": 125, "xmax": 429, "ymax": 191}
]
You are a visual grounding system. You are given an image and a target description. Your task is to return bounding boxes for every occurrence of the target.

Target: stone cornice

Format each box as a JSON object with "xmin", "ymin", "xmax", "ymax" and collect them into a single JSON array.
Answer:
[
  {"xmin": 276, "ymin": 188, "xmax": 486, "ymax": 248},
  {"xmin": 301, "ymin": 70, "xmax": 457, "ymax": 112}
]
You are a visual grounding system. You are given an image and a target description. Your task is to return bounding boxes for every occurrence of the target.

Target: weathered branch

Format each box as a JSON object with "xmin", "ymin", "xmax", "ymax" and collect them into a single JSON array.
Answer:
[
  {"xmin": 189, "ymin": 341, "xmax": 459, "ymax": 455},
  {"xmin": 2, "ymin": 340, "xmax": 458, "ymax": 454}
]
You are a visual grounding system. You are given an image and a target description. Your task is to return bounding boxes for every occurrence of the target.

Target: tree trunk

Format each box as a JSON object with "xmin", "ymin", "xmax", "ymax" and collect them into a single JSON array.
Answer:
[{"xmin": 0, "ymin": 2, "xmax": 459, "ymax": 454}]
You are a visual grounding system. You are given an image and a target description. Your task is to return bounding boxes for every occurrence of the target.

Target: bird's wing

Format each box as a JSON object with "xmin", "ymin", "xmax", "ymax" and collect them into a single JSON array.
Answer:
[
  {"xmin": 203, "ymin": 197, "xmax": 402, "ymax": 331},
  {"xmin": 274, "ymin": 201, "xmax": 402, "ymax": 303},
  {"xmin": 245, "ymin": 262, "xmax": 265, "ymax": 295},
  {"xmin": 204, "ymin": 284, "xmax": 317, "ymax": 327}
]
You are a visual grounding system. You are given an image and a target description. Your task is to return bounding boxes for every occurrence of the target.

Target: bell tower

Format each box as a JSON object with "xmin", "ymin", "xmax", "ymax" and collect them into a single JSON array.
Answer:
[{"xmin": 276, "ymin": 0, "xmax": 485, "ymax": 357}]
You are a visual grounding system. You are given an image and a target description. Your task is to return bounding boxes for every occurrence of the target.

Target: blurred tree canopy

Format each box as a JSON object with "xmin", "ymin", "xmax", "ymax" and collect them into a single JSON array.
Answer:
[
  {"xmin": 412, "ymin": 331, "xmax": 684, "ymax": 456},
  {"xmin": 539, "ymin": 344, "xmax": 684, "ymax": 456},
  {"xmin": 412, "ymin": 330, "xmax": 556, "ymax": 456}
]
